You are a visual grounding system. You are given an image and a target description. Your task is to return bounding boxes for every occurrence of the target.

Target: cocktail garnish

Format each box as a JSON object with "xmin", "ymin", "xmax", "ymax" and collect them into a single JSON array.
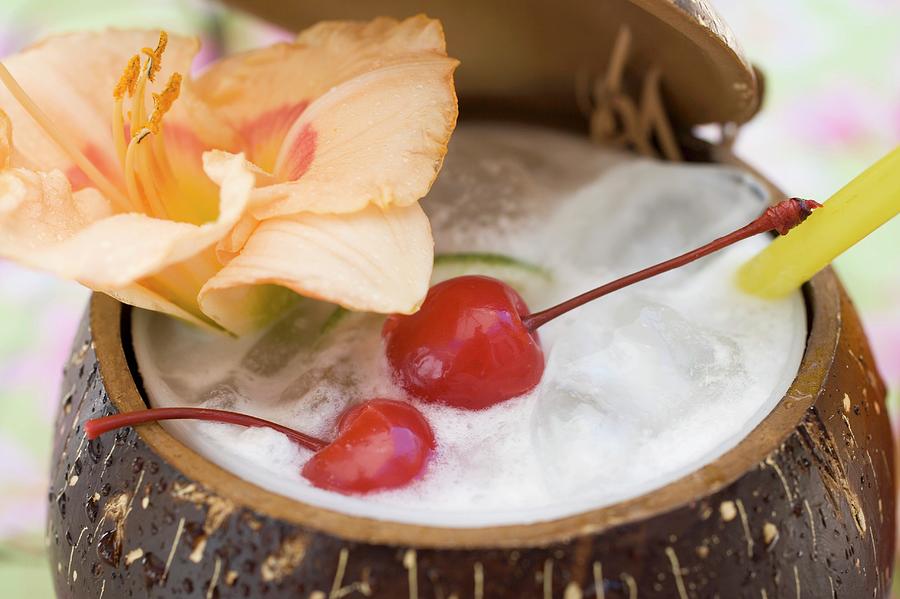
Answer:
[
  {"xmin": 85, "ymin": 399, "xmax": 435, "ymax": 494},
  {"xmin": 384, "ymin": 197, "xmax": 821, "ymax": 410}
]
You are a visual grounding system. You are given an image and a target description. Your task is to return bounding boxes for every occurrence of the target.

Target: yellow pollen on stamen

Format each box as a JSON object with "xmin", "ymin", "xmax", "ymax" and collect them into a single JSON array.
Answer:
[
  {"xmin": 110, "ymin": 31, "xmax": 183, "ymax": 218},
  {"xmin": 142, "ymin": 31, "xmax": 168, "ymax": 83},
  {"xmin": 113, "ymin": 55, "xmax": 140, "ymax": 100},
  {"xmin": 148, "ymin": 73, "xmax": 181, "ymax": 135}
]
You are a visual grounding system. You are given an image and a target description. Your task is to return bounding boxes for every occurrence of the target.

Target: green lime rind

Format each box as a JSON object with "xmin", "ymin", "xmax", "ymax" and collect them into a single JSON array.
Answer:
[
  {"xmin": 433, "ymin": 252, "xmax": 550, "ymax": 276},
  {"xmin": 431, "ymin": 252, "xmax": 551, "ymax": 296}
]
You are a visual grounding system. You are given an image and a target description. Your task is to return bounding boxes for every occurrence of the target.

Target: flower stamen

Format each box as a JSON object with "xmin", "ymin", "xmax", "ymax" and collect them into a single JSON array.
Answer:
[
  {"xmin": 113, "ymin": 54, "xmax": 141, "ymax": 101},
  {"xmin": 130, "ymin": 68, "xmax": 148, "ymax": 134},
  {"xmin": 124, "ymin": 129, "xmax": 167, "ymax": 216},
  {"xmin": 109, "ymin": 31, "xmax": 184, "ymax": 219},
  {"xmin": 0, "ymin": 62, "xmax": 132, "ymax": 210},
  {"xmin": 129, "ymin": 31, "xmax": 167, "ymax": 133},
  {"xmin": 142, "ymin": 31, "xmax": 168, "ymax": 83},
  {"xmin": 148, "ymin": 73, "xmax": 181, "ymax": 134},
  {"xmin": 112, "ymin": 54, "xmax": 140, "ymax": 168},
  {"xmin": 122, "ymin": 130, "xmax": 147, "ymax": 209}
]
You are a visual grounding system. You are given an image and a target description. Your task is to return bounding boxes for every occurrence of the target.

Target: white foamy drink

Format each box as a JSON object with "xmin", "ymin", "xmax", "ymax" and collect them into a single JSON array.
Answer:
[{"xmin": 132, "ymin": 123, "xmax": 806, "ymax": 527}]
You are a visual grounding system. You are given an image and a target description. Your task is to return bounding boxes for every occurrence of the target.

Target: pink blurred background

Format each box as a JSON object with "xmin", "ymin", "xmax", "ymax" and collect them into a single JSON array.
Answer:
[{"xmin": 0, "ymin": 0, "xmax": 897, "ymax": 595}]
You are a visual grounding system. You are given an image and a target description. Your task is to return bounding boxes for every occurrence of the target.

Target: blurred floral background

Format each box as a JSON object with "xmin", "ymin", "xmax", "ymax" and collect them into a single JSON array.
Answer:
[{"xmin": 0, "ymin": 0, "xmax": 897, "ymax": 595}]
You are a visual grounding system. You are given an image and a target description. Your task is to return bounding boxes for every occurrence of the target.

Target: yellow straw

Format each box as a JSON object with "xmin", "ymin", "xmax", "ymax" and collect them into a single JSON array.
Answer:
[{"xmin": 737, "ymin": 146, "xmax": 900, "ymax": 298}]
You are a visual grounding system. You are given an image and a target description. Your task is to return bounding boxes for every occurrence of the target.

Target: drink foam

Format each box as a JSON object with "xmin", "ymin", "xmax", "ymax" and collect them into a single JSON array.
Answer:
[{"xmin": 132, "ymin": 123, "xmax": 806, "ymax": 527}]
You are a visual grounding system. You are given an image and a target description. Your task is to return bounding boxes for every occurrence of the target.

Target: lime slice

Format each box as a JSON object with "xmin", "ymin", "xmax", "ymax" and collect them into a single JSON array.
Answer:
[{"xmin": 432, "ymin": 253, "xmax": 551, "ymax": 299}]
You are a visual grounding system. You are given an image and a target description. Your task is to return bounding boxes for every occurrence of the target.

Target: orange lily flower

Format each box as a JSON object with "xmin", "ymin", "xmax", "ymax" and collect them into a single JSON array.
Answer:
[{"xmin": 0, "ymin": 16, "xmax": 458, "ymax": 334}]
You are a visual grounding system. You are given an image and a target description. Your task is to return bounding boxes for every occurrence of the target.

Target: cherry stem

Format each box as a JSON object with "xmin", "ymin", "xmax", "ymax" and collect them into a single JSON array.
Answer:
[
  {"xmin": 85, "ymin": 407, "xmax": 329, "ymax": 452},
  {"xmin": 523, "ymin": 197, "xmax": 822, "ymax": 330}
]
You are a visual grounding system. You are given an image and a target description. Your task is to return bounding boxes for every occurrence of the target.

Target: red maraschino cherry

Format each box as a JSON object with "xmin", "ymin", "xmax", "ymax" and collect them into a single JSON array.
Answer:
[
  {"xmin": 384, "ymin": 197, "xmax": 822, "ymax": 410},
  {"xmin": 301, "ymin": 399, "xmax": 435, "ymax": 493},
  {"xmin": 85, "ymin": 399, "xmax": 435, "ymax": 494},
  {"xmin": 382, "ymin": 275, "xmax": 543, "ymax": 410}
]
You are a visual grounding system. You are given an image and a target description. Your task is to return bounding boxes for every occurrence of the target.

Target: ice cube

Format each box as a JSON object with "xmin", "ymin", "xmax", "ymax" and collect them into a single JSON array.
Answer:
[
  {"xmin": 197, "ymin": 379, "xmax": 245, "ymax": 411},
  {"xmin": 616, "ymin": 301, "xmax": 746, "ymax": 399},
  {"xmin": 544, "ymin": 162, "xmax": 769, "ymax": 279},
  {"xmin": 240, "ymin": 297, "xmax": 335, "ymax": 376},
  {"xmin": 531, "ymin": 300, "xmax": 747, "ymax": 492}
]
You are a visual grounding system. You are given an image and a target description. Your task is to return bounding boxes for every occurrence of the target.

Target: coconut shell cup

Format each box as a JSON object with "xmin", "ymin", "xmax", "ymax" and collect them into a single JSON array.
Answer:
[{"xmin": 47, "ymin": 0, "xmax": 895, "ymax": 597}]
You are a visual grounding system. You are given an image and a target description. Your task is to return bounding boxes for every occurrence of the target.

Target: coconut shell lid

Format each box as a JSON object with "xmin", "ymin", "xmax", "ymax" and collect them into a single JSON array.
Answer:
[{"xmin": 222, "ymin": 0, "xmax": 760, "ymax": 127}]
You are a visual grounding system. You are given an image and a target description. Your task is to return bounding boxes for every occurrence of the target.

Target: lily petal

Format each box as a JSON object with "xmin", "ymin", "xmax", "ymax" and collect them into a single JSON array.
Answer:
[
  {"xmin": 194, "ymin": 16, "xmax": 448, "ymax": 155},
  {"xmin": 0, "ymin": 109, "xmax": 10, "ymax": 168},
  {"xmin": 199, "ymin": 202, "xmax": 433, "ymax": 335},
  {"xmin": 194, "ymin": 15, "xmax": 457, "ymax": 215},
  {"xmin": 216, "ymin": 213, "xmax": 259, "ymax": 265},
  {"xmin": 258, "ymin": 57, "xmax": 457, "ymax": 216},
  {"xmin": 100, "ymin": 282, "xmax": 215, "ymax": 331},
  {"xmin": 0, "ymin": 150, "xmax": 250, "ymax": 284},
  {"xmin": 0, "ymin": 150, "xmax": 255, "ymax": 323}
]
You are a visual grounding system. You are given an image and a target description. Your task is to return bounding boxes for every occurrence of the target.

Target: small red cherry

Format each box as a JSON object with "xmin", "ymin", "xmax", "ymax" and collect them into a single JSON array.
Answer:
[
  {"xmin": 383, "ymin": 198, "xmax": 822, "ymax": 410},
  {"xmin": 383, "ymin": 275, "xmax": 544, "ymax": 410},
  {"xmin": 302, "ymin": 399, "xmax": 435, "ymax": 494},
  {"xmin": 85, "ymin": 399, "xmax": 436, "ymax": 495}
]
